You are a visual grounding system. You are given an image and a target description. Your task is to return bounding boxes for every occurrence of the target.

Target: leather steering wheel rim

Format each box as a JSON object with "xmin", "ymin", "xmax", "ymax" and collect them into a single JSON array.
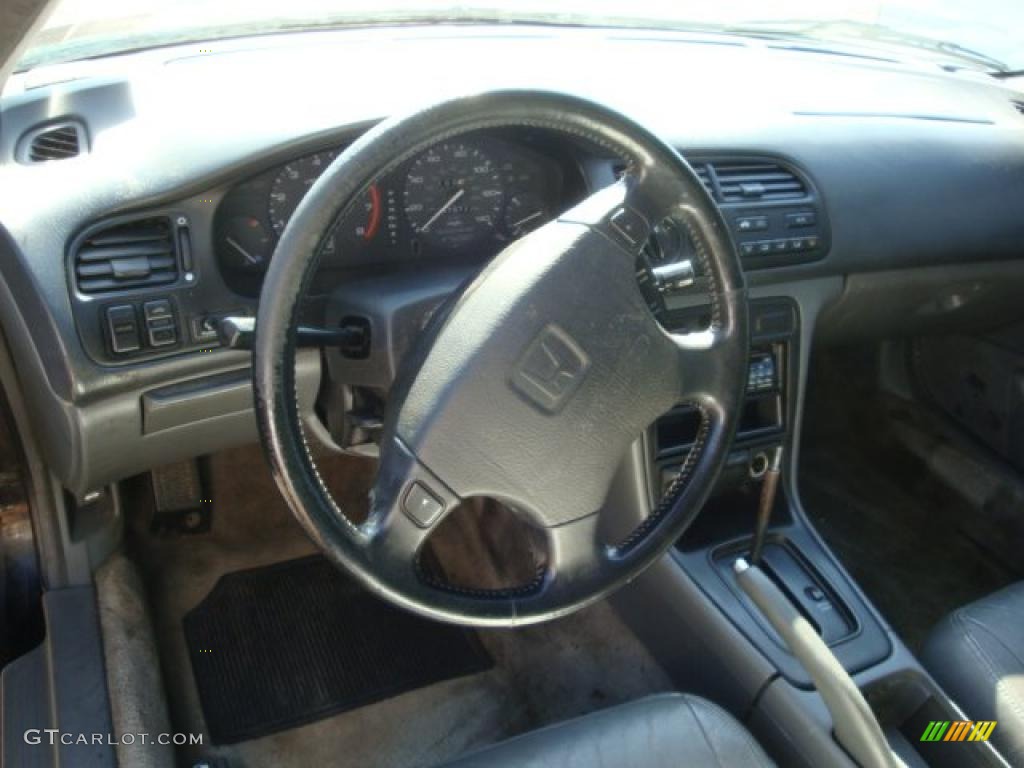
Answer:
[{"xmin": 254, "ymin": 90, "xmax": 749, "ymax": 627}]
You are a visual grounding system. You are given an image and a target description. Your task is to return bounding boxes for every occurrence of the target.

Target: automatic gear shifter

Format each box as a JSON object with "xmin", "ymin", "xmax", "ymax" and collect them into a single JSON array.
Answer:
[{"xmin": 750, "ymin": 446, "xmax": 782, "ymax": 564}]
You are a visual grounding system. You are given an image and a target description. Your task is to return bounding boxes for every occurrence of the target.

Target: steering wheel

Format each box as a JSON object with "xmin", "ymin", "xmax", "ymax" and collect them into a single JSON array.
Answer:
[{"xmin": 254, "ymin": 91, "xmax": 749, "ymax": 627}]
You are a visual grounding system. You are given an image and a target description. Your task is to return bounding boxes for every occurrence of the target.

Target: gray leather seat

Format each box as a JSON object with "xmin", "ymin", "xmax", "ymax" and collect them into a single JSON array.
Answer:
[
  {"xmin": 440, "ymin": 692, "xmax": 775, "ymax": 767},
  {"xmin": 922, "ymin": 581, "xmax": 1024, "ymax": 766}
]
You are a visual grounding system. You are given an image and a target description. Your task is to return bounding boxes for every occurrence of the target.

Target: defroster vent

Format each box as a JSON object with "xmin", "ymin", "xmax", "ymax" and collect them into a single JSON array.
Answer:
[{"xmin": 72, "ymin": 217, "xmax": 181, "ymax": 294}]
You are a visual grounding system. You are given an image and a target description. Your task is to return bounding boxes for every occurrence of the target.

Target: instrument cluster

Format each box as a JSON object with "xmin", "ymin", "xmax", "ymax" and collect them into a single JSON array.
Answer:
[{"xmin": 214, "ymin": 131, "xmax": 583, "ymax": 295}]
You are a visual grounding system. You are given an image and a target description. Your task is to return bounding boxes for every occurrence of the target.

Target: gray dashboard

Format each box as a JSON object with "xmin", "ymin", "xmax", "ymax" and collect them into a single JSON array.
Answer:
[{"xmin": 1, "ymin": 24, "xmax": 1024, "ymax": 495}]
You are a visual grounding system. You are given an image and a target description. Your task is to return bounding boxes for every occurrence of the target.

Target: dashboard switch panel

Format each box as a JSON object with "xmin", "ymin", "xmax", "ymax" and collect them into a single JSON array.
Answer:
[{"xmin": 101, "ymin": 296, "xmax": 180, "ymax": 356}]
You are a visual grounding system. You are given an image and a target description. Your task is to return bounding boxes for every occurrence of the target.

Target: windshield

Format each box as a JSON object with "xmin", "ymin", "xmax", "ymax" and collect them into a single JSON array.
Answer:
[{"xmin": 17, "ymin": 0, "xmax": 1024, "ymax": 74}]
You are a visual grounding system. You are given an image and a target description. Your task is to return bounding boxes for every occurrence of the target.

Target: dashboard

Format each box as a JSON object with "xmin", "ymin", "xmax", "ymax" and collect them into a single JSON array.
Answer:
[
  {"xmin": 213, "ymin": 130, "xmax": 586, "ymax": 295},
  {"xmin": 1, "ymin": 24, "xmax": 1024, "ymax": 497}
]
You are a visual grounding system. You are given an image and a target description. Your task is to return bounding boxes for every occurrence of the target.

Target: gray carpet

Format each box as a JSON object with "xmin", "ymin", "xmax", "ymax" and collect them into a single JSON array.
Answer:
[
  {"xmin": 799, "ymin": 348, "xmax": 1019, "ymax": 651},
  {"xmin": 114, "ymin": 444, "xmax": 672, "ymax": 768}
]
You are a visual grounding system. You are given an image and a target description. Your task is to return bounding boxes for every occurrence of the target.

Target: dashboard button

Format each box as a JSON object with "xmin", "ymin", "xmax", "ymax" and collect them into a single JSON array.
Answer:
[
  {"xmin": 755, "ymin": 241, "xmax": 773, "ymax": 255},
  {"xmin": 106, "ymin": 305, "xmax": 141, "ymax": 354},
  {"xmin": 805, "ymin": 585, "xmax": 826, "ymax": 602},
  {"xmin": 143, "ymin": 299, "xmax": 173, "ymax": 321},
  {"xmin": 192, "ymin": 315, "xmax": 221, "ymax": 343},
  {"xmin": 736, "ymin": 215, "xmax": 768, "ymax": 232},
  {"xmin": 739, "ymin": 242, "xmax": 757, "ymax": 257},
  {"xmin": 403, "ymin": 482, "xmax": 444, "ymax": 527},
  {"xmin": 786, "ymin": 211, "xmax": 817, "ymax": 228},
  {"xmin": 148, "ymin": 324, "xmax": 177, "ymax": 347},
  {"xmin": 609, "ymin": 207, "xmax": 648, "ymax": 246}
]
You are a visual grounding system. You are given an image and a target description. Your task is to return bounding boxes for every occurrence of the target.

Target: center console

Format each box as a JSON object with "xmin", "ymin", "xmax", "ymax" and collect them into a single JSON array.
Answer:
[
  {"xmin": 646, "ymin": 298, "xmax": 892, "ymax": 686},
  {"xmin": 611, "ymin": 294, "xmax": 1004, "ymax": 768}
]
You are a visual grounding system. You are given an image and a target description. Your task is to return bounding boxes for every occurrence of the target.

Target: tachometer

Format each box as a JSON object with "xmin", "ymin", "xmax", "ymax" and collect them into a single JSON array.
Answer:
[
  {"xmin": 268, "ymin": 150, "xmax": 384, "ymax": 254},
  {"xmin": 342, "ymin": 183, "xmax": 383, "ymax": 244},
  {"xmin": 269, "ymin": 151, "xmax": 337, "ymax": 237},
  {"xmin": 403, "ymin": 141, "xmax": 504, "ymax": 249}
]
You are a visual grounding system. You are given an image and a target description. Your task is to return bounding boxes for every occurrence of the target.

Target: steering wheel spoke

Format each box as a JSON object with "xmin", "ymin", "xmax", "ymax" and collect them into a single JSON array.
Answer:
[
  {"xmin": 671, "ymin": 326, "xmax": 729, "ymax": 405},
  {"xmin": 559, "ymin": 173, "xmax": 672, "ymax": 255},
  {"xmin": 362, "ymin": 437, "xmax": 459, "ymax": 575},
  {"xmin": 545, "ymin": 513, "xmax": 605, "ymax": 584}
]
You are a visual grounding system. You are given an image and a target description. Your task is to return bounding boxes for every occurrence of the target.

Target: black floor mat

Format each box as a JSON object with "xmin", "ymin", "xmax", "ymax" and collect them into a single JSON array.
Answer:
[
  {"xmin": 800, "ymin": 348, "xmax": 1018, "ymax": 651},
  {"xmin": 183, "ymin": 555, "xmax": 492, "ymax": 744}
]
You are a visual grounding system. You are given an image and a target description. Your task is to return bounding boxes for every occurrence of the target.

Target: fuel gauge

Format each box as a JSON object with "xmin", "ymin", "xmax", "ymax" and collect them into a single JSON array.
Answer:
[
  {"xmin": 220, "ymin": 215, "xmax": 272, "ymax": 272},
  {"xmin": 504, "ymin": 193, "xmax": 549, "ymax": 238}
]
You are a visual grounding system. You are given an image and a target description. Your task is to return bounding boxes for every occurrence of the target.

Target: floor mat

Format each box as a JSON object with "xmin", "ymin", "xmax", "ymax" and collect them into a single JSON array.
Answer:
[
  {"xmin": 183, "ymin": 555, "xmax": 491, "ymax": 744},
  {"xmin": 800, "ymin": 348, "xmax": 1018, "ymax": 651},
  {"xmin": 129, "ymin": 446, "xmax": 671, "ymax": 768}
]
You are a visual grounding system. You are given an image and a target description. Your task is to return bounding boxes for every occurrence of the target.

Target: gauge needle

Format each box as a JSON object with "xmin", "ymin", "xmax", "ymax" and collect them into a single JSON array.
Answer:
[
  {"xmin": 226, "ymin": 236, "xmax": 260, "ymax": 265},
  {"xmin": 512, "ymin": 211, "xmax": 544, "ymax": 230},
  {"xmin": 419, "ymin": 188, "xmax": 465, "ymax": 232}
]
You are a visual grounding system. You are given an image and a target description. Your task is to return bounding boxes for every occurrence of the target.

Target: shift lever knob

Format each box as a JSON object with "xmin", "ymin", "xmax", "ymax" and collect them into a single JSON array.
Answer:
[{"xmin": 749, "ymin": 446, "xmax": 783, "ymax": 564}]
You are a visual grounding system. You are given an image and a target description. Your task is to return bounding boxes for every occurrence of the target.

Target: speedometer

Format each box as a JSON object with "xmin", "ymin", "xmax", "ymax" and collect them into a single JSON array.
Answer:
[{"xmin": 403, "ymin": 141, "xmax": 504, "ymax": 249}]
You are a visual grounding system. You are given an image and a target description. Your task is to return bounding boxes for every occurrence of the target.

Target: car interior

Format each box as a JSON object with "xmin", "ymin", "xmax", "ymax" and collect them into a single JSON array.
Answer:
[{"xmin": 2, "ymin": 1, "xmax": 1024, "ymax": 767}]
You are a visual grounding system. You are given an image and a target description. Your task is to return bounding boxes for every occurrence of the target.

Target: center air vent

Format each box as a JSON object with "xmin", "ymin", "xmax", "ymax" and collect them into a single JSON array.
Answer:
[
  {"xmin": 618, "ymin": 155, "xmax": 810, "ymax": 205},
  {"xmin": 72, "ymin": 217, "xmax": 180, "ymax": 294},
  {"xmin": 709, "ymin": 160, "xmax": 807, "ymax": 202}
]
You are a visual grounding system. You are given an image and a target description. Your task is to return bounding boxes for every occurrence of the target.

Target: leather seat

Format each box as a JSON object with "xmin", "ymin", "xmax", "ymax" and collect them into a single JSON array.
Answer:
[
  {"xmin": 922, "ymin": 581, "xmax": 1024, "ymax": 766},
  {"xmin": 440, "ymin": 692, "xmax": 775, "ymax": 767}
]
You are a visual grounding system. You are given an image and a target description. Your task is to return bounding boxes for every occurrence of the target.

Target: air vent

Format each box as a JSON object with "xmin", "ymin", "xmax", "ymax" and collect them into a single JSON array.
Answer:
[
  {"xmin": 21, "ymin": 122, "xmax": 86, "ymax": 162},
  {"xmin": 689, "ymin": 162, "xmax": 714, "ymax": 193},
  {"xmin": 1012, "ymin": 100, "xmax": 1024, "ymax": 116},
  {"xmin": 73, "ymin": 217, "xmax": 180, "ymax": 294},
  {"xmin": 710, "ymin": 160, "xmax": 807, "ymax": 202}
]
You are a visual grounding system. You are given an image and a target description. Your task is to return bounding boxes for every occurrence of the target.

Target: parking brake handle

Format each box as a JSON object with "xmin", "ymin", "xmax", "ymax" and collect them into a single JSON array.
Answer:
[{"xmin": 734, "ymin": 558, "xmax": 900, "ymax": 768}]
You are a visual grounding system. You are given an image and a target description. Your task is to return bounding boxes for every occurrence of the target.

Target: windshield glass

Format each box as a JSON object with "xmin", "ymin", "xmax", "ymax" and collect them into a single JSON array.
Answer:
[{"xmin": 17, "ymin": 0, "xmax": 1024, "ymax": 73}]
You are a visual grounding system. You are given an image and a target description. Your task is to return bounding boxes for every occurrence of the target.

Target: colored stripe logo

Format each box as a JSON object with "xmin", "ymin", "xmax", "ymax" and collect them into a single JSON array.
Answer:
[{"xmin": 920, "ymin": 721, "xmax": 997, "ymax": 742}]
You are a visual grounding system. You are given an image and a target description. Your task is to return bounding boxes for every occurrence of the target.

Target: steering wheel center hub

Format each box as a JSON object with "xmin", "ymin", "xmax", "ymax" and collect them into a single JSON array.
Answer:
[{"xmin": 392, "ymin": 211, "xmax": 683, "ymax": 528}]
